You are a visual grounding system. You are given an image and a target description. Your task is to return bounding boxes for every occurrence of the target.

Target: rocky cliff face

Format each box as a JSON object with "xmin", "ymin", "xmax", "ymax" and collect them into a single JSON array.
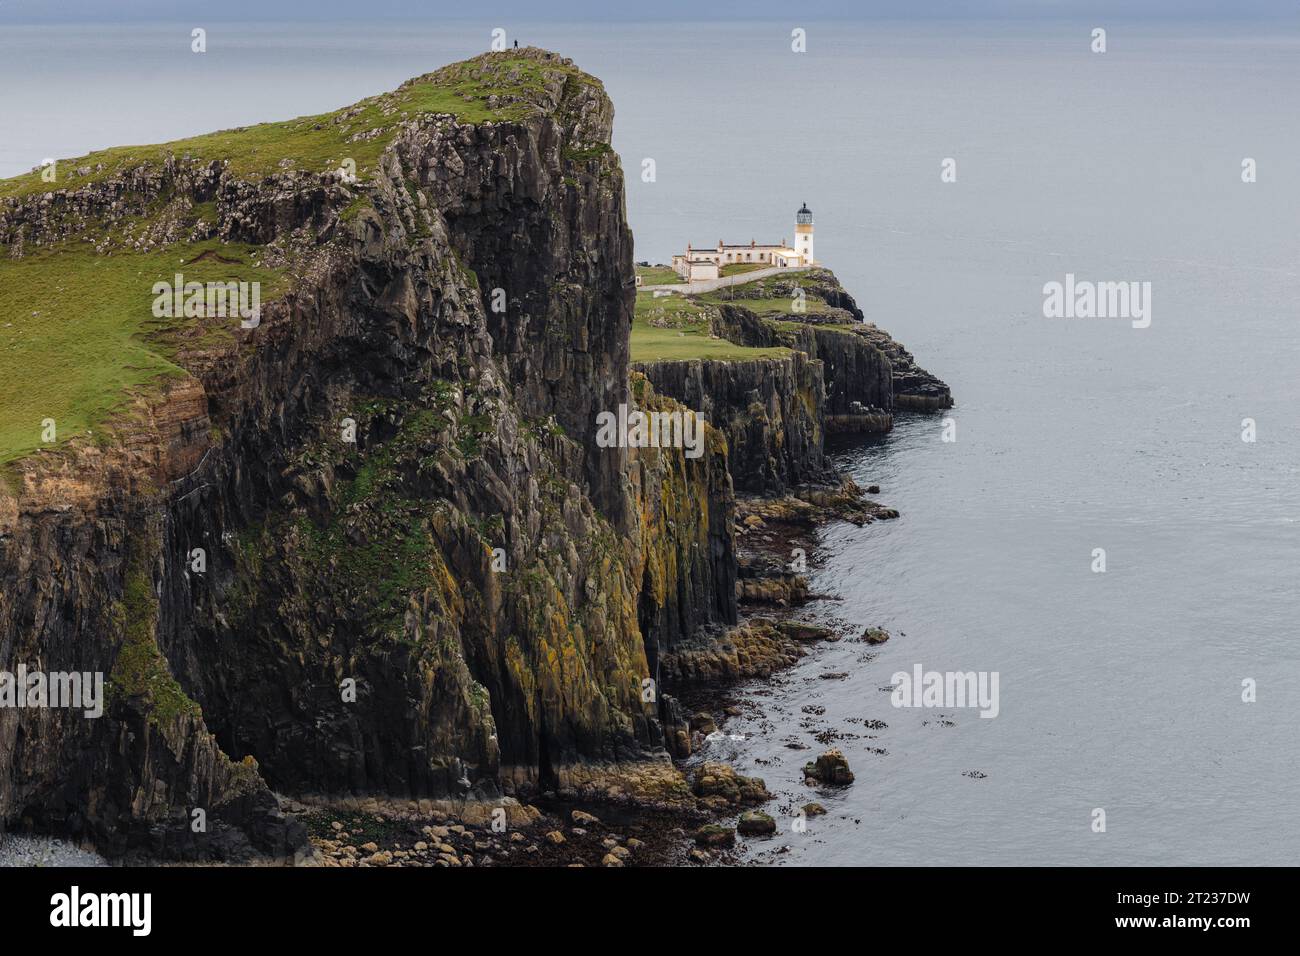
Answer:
[
  {"xmin": 0, "ymin": 50, "xmax": 726, "ymax": 859},
  {"xmin": 0, "ymin": 50, "xmax": 949, "ymax": 861},
  {"xmin": 800, "ymin": 273, "xmax": 953, "ymax": 412},
  {"xmin": 633, "ymin": 354, "xmax": 832, "ymax": 495},
  {"xmin": 707, "ymin": 269, "xmax": 951, "ymax": 418},
  {"xmin": 634, "ymin": 268, "xmax": 950, "ymax": 498}
]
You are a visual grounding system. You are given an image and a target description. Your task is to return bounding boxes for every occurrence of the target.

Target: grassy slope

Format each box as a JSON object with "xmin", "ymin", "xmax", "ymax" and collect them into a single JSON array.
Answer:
[
  {"xmin": 719, "ymin": 262, "xmax": 766, "ymax": 277},
  {"xmin": 0, "ymin": 239, "xmax": 287, "ymax": 464},
  {"xmin": 630, "ymin": 291, "xmax": 789, "ymax": 362},
  {"xmin": 0, "ymin": 56, "xmax": 588, "ymax": 201},
  {"xmin": 635, "ymin": 265, "xmax": 683, "ymax": 285},
  {"xmin": 699, "ymin": 294, "xmax": 828, "ymax": 314},
  {"xmin": 632, "ymin": 268, "xmax": 861, "ymax": 361},
  {"xmin": 0, "ymin": 53, "xmax": 593, "ymax": 466}
]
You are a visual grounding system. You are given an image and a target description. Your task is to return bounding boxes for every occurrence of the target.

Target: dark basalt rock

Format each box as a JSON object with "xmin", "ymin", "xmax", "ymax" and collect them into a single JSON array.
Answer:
[
  {"xmin": 737, "ymin": 810, "xmax": 776, "ymax": 836},
  {"xmin": 0, "ymin": 50, "xmax": 706, "ymax": 859},
  {"xmin": 694, "ymin": 823, "xmax": 736, "ymax": 848},
  {"xmin": 804, "ymin": 749, "xmax": 855, "ymax": 787},
  {"xmin": 0, "ymin": 49, "xmax": 945, "ymax": 862},
  {"xmin": 634, "ymin": 353, "xmax": 833, "ymax": 495}
]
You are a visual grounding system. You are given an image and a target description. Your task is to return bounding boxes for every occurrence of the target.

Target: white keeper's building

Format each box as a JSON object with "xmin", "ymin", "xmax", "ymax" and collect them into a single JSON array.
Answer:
[{"xmin": 671, "ymin": 203, "xmax": 816, "ymax": 282}]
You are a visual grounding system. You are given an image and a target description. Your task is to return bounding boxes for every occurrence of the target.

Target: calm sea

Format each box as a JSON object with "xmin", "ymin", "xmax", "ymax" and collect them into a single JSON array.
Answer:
[{"xmin": 3, "ymin": 18, "xmax": 1297, "ymax": 865}]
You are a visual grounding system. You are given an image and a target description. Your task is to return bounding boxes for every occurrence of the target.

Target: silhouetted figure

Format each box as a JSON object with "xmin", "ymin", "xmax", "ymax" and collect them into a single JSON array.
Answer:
[{"xmin": 513, "ymin": 40, "xmax": 518, "ymax": 48}]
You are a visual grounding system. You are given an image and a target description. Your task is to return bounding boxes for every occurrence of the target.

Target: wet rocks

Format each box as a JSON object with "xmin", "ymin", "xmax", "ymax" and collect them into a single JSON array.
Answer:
[
  {"xmin": 737, "ymin": 478, "xmax": 898, "ymax": 530},
  {"xmin": 861, "ymin": 627, "xmax": 891, "ymax": 645},
  {"xmin": 690, "ymin": 762, "xmax": 773, "ymax": 808},
  {"xmin": 659, "ymin": 618, "xmax": 833, "ymax": 684},
  {"xmin": 305, "ymin": 797, "xmax": 686, "ymax": 869},
  {"xmin": 694, "ymin": 824, "xmax": 736, "ymax": 848},
  {"xmin": 737, "ymin": 811, "xmax": 776, "ymax": 836},
  {"xmin": 690, "ymin": 712, "xmax": 718, "ymax": 736},
  {"xmin": 804, "ymin": 749, "xmax": 855, "ymax": 786},
  {"xmin": 737, "ymin": 573, "xmax": 810, "ymax": 605}
]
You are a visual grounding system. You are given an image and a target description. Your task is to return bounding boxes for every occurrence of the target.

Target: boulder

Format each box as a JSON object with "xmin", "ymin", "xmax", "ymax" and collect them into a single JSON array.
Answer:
[
  {"xmin": 690, "ymin": 762, "xmax": 772, "ymax": 806},
  {"xmin": 861, "ymin": 627, "xmax": 890, "ymax": 645},
  {"xmin": 804, "ymin": 748, "xmax": 855, "ymax": 786},
  {"xmin": 690, "ymin": 711, "xmax": 718, "ymax": 735},
  {"xmin": 694, "ymin": 824, "xmax": 736, "ymax": 848},
  {"xmin": 737, "ymin": 811, "xmax": 776, "ymax": 836}
]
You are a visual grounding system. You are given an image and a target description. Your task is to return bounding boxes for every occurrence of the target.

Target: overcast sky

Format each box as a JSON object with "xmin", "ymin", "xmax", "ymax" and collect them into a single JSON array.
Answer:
[{"xmin": 0, "ymin": 0, "xmax": 1293, "ymax": 22}]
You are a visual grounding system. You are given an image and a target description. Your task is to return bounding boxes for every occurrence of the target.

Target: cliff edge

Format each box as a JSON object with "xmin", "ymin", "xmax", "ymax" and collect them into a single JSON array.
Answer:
[{"xmin": 0, "ymin": 49, "xmax": 948, "ymax": 861}]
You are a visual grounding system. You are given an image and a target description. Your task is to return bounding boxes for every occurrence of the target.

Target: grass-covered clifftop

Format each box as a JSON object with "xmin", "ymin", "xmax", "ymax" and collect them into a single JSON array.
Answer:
[
  {"xmin": 1, "ymin": 47, "xmax": 725, "ymax": 858},
  {"xmin": 0, "ymin": 55, "xmax": 603, "ymax": 203},
  {"xmin": 0, "ymin": 53, "xmax": 606, "ymax": 469},
  {"xmin": 0, "ymin": 239, "xmax": 286, "ymax": 465},
  {"xmin": 630, "ymin": 268, "xmax": 857, "ymax": 364},
  {"xmin": 633, "ymin": 267, "xmax": 951, "ymax": 414},
  {"xmin": 632, "ymin": 290, "xmax": 789, "ymax": 361}
]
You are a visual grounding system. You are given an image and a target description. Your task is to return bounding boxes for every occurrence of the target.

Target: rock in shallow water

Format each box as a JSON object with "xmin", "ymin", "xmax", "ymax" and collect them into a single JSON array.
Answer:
[
  {"xmin": 862, "ymin": 627, "xmax": 891, "ymax": 645},
  {"xmin": 804, "ymin": 748, "xmax": 855, "ymax": 786},
  {"xmin": 691, "ymin": 762, "xmax": 772, "ymax": 806},
  {"xmin": 737, "ymin": 811, "xmax": 776, "ymax": 836}
]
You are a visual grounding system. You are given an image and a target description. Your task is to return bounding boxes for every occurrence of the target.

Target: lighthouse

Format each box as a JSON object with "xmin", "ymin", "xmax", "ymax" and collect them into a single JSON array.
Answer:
[{"xmin": 795, "ymin": 202, "xmax": 814, "ymax": 264}]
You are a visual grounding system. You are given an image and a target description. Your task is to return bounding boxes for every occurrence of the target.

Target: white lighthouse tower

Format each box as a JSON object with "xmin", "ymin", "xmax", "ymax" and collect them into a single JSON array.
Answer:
[{"xmin": 795, "ymin": 202, "xmax": 814, "ymax": 264}]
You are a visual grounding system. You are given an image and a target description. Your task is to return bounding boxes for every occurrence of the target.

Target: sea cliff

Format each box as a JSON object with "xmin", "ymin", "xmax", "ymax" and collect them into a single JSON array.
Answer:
[{"xmin": 0, "ymin": 49, "xmax": 948, "ymax": 863}]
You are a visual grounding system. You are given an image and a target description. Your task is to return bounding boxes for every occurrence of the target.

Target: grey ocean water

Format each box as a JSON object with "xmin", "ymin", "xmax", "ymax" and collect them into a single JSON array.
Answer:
[{"xmin": 3, "ymin": 19, "xmax": 1296, "ymax": 865}]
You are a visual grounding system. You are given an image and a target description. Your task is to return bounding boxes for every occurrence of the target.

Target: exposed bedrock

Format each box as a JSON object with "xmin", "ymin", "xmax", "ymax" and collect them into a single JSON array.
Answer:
[
  {"xmin": 0, "ymin": 50, "xmax": 718, "ymax": 858},
  {"xmin": 709, "ymin": 270, "xmax": 952, "ymax": 417},
  {"xmin": 0, "ymin": 50, "xmax": 950, "ymax": 860},
  {"xmin": 632, "ymin": 354, "xmax": 832, "ymax": 496}
]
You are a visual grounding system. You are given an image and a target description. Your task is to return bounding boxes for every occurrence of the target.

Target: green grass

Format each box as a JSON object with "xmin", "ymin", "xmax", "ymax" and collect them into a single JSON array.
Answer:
[
  {"xmin": 0, "ymin": 53, "xmax": 601, "ymax": 466},
  {"xmin": 108, "ymin": 548, "xmax": 203, "ymax": 727},
  {"xmin": 707, "ymin": 272, "xmax": 824, "ymax": 296},
  {"xmin": 282, "ymin": 406, "xmax": 453, "ymax": 638},
  {"xmin": 631, "ymin": 291, "xmax": 789, "ymax": 362},
  {"xmin": 698, "ymin": 294, "xmax": 828, "ymax": 315},
  {"xmin": 719, "ymin": 262, "xmax": 767, "ymax": 277},
  {"xmin": 766, "ymin": 318, "xmax": 860, "ymax": 333},
  {"xmin": 0, "ymin": 238, "xmax": 287, "ymax": 464},
  {"xmin": 0, "ymin": 55, "xmax": 598, "ymax": 202},
  {"xmin": 636, "ymin": 265, "xmax": 683, "ymax": 285}
]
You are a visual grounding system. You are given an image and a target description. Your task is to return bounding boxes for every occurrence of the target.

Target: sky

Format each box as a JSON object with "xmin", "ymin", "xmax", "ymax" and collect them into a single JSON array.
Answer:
[{"xmin": 0, "ymin": 0, "xmax": 1293, "ymax": 22}]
